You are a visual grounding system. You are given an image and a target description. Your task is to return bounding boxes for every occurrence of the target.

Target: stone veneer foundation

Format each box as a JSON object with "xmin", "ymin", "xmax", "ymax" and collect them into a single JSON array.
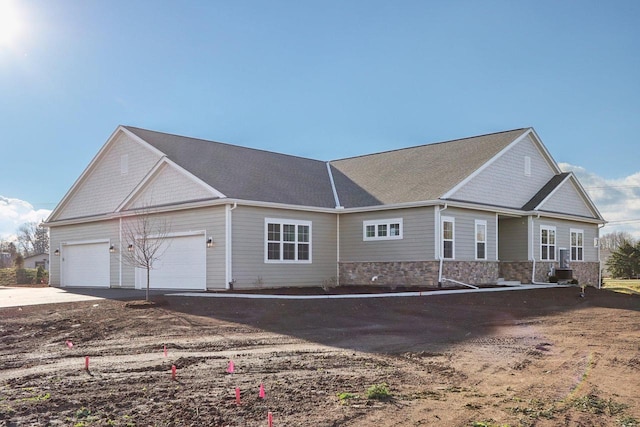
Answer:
[
  {"xmin": 339, "ymin": 261, "xmax": 499, "ymax": 288},
  {"xmin": 340, "ymin": 261, "xmax": 600, "ymax": 288}
]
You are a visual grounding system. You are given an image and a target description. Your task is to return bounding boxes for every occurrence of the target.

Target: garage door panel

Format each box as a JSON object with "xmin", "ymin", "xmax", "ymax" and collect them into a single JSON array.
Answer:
[
  {"xmin": 62, "ymin": 242, "xmax": 110, "ymax": 288},
  {"xmin": 135, "ymin": 235, "xmax": 205, "ymax": 290}
]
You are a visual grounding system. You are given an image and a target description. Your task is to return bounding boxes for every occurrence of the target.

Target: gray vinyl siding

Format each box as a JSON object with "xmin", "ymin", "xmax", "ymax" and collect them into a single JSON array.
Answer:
[
  {"xmin": 55, "ymin": 132, "xmax": 162, "ymax": 220},
  {"xmin": 443, "ymin": 208, "xmax": 497, "ymax": 261},
  {"xmin": 533, "ymin": 218, "xmax": 599, "ymax": 262},
  {"xmin": 49, "ymin": 220, "xmax": 120, "ymax": 287},
  {"xmin": 450, "ymin": 135, "xmax": 556, "ymax": 208},
  {"xmin": 339, "ymin": 207, "xmax": 435, "ymax": 262},
  {"xmin": 498, "ymin": 217, "xmax": 529, "ymax": 261},
  {"xmin": 231, "ymin": 206, "xmax": 337, "ymax": 288},
  {"xmin": 539, "ymin": 181, "xmax": 595, "ymax": 217}
]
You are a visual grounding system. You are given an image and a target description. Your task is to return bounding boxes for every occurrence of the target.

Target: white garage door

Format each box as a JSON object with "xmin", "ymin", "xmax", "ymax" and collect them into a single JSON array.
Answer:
[
  {"xmin": 135, "ymin": 234, "xmax": 206, "ymax": 290},
  {"xmin": 62, "ymin": 242, "xmax": 110, "ymax": 288}
]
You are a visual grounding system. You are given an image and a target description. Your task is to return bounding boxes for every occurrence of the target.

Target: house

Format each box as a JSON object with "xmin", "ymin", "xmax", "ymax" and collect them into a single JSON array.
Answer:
[
  {"xmin": 44, "ymin": 126, "xmax": 605, "ymax": 291},
  {"xmin": 23, "ymin": 253, "xmax": 49, "ymax": 270}
]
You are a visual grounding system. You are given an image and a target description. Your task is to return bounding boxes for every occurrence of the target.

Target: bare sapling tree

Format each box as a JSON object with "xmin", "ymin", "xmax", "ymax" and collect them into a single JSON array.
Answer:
[{"xmin": 122, "ymin": 207, "xmax": 171, "ymax": 301}]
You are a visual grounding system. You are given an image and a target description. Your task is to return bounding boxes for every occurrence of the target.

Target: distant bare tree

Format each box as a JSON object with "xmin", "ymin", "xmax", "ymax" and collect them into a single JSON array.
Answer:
[
  {"xmin": 121, "ymin": 208, "xmax": 171, "ymax": 301},
  {"xmin": 17, "ymin": 222, "xmax": 49, "ymax": 257},
  {"xmin": 599, "ymin": 231, "xmax": 636, "ymax": 251}
]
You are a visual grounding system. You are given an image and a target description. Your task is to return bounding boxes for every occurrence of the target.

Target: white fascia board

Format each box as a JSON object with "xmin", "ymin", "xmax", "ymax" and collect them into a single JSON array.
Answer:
[
  {"xmin": 47, "ymin": 126, "xmax": 128, "ymax": 222},
  {"xmin": 524, "ymin": 210, "xmax": 605, "ymax": 224},
  {"xmin": 440, "ymin": 128, "xmax": 534, "ymax": 200},
  {"xmin": 527, "ymin": 128, "xmax": 562, "ymax": 174}
]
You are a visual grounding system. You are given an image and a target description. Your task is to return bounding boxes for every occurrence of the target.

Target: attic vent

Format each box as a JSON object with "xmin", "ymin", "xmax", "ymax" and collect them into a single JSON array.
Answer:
[
  {"xmin": 524, "ymin": 156, "xmax": 531, "ymax": 176},
  {"xmin": 121, "ymin": 154, "xmax": 129, "ymax": 175}
]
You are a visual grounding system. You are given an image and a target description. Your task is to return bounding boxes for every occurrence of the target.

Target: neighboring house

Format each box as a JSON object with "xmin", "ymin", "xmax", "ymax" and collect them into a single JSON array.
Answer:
[
  {"xmin": 44, "ymin": 126, "xmax": 605, "ymax": 291},
  {"xmin": 23, "ymin": 253, "xmax": 49, "ymax": 270}
]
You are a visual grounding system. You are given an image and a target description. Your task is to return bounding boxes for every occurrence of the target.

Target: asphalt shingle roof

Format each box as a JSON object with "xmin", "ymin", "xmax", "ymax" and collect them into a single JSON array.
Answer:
[
  {"xmin": 329, "ymin": 128, "xmax": 529, "ymax": 206},
  {"xmin": 124, "ymin": 127, "xmax": 339, "ymax": 208},
  {"xmin": 125, "ymin": 126, "xmax": 530, "ymax": 209}
]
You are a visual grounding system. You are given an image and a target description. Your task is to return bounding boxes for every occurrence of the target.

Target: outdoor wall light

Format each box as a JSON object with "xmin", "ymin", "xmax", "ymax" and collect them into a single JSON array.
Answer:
[
  {"xmin": 109, "ymin": 245, "xmax": 115, "ymax": 253},
  {"xmin": 54, "ymin": 249, "xmax": 60, "ymax": 256},
  {"xmin": 207, "ymin": 238, "xmax": 214, "ymax": 248},
  {"xmin": 127, "ymin": 244, "xmax": 134, "ymax": 252}
]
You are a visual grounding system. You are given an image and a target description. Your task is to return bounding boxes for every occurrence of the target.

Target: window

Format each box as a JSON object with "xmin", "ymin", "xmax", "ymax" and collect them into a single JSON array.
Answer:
[
  {"xmin": 442, "ymin": 216, "xmax": 454, "ymax": 259},
  {"xmin": 540, "ymin": 225, "xmax": 556, "ymax": 261},
  {"xmin": 475, "ymin": 220, "xmax": 487, "ymax": 260},
  {"xmin": 265, "ymin": 218, "xmax": 311, "ymax": 263},
  {"xmin": 363, "ymin": 218, "xmax": 403, "ymax": 241},
  {"xmin": 570, "ymin": 229, "xmax": 584, "ymax": 261}
]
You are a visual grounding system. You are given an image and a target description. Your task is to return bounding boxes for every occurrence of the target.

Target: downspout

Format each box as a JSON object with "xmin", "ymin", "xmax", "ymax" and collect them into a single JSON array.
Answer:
[
  {"xmin": 119, "ymin": 217, "xmax": 122, "ymax": 288},
  {"xmin": 225, "ymin": 202, "xmax": 237, "ymax": 289},
  {"xmin": 437, "ymin": 203, "xmax": 448, "ymax": 286},
  {"xmin": 531, "ymin": 212, "xmax": 546, "ymax": 284},
  {"xmin": 336, "ymin": 215, "xmax": 340, "ymax": 286},
  {"xmin": 598, "ymin": 223, "xmax": 605, "ymax": 289}
]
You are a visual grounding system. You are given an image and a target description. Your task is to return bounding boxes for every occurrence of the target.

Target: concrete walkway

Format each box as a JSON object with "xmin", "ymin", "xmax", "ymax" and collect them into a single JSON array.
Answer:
[
  {"xmin": 0, "ymin": 286, "xmax": 159, "ymax": 308},
  {"xmin": 171, "ymin": 284, "xmax": 565, "ymax": 300}
]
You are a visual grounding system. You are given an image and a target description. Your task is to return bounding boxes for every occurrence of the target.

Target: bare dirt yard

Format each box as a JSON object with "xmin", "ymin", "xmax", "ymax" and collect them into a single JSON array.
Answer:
[{"xmin": 1, "ymin": 286, "xmax": 639, "ymax": 427}]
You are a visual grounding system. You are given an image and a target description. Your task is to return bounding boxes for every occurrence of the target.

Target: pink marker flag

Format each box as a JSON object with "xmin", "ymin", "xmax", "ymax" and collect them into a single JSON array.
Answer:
[
  {"xmin": 227, "ymin": 360, "xmax": 235, "ymax": 373},
  {"xmin": 259, "ymin": 383, "xmax": 265, "ymax": 399}
]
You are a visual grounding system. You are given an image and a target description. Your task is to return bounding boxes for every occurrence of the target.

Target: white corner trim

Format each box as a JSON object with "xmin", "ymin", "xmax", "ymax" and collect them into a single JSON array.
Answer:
[{"xmin": 441, "ymin": 128, "xmax": 533, "ymax": 199}]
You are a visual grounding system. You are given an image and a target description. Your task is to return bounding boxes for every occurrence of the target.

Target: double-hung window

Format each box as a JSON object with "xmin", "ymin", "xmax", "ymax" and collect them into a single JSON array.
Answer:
[
  {"xmin": 475, "ymin": 220, "xmax": 487, "ymax": 260},
  {"xmin": 363, "ymin": 218, "xmax": 403, "ymax": 241},
  {"xmin": 540, "ymin": 225, "xmax": 556, "ymax": 261},
  {"xmin": 570, "ymin": 229, "xmax": 584, "ymax": 261},
  {"xmin": 442, "ymin": 216, "xmax": 455, "ymax": 259},
  {"xmin": 265, "ymin": 218, "xmax": 311, "ymax": 263}
]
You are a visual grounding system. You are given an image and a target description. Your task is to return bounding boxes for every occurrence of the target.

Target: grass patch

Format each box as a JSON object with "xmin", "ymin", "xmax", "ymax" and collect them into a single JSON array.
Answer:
[{"xmin": 602, "ymin": 279, "xmax": 640, "ymax": 295}]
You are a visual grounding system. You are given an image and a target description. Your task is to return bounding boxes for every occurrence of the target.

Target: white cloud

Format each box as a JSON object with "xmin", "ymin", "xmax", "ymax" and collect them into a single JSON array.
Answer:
[
  {"xmin": 559, "ymin": 163, "xmax": 640, "ymax": 239},
  {"xmin": 0, "ymin": 196, "xmax": 52, "ymax": 240}
]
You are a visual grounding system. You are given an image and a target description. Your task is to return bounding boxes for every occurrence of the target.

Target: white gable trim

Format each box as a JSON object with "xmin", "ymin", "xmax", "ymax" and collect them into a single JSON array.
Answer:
[
  {"xmin": 116, "ymin": 156, "xmax": 225, "ymax": 212},
  {"xmin": 441, "ymin": 128, "xmax": 562, "ymax": 200},
  {"xmin": 47, "ymin": 126, "xmax": 128, "ymax": 222}
]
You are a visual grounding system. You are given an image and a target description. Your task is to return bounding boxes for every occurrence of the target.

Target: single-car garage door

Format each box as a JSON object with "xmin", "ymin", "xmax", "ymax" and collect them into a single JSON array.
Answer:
[
  {"xmin": 61, "ymin": 241, "xmax": 110, "ymax": 288},
  {"xmin": 135, "ymin": 234, "xmax": 206, "ymax": 290}
]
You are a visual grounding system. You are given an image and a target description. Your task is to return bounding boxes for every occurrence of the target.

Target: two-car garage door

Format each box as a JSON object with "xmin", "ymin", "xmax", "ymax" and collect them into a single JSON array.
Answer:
[{"xmin": 61, "ymin": 234, "xmax": 206, "ymax": 290}]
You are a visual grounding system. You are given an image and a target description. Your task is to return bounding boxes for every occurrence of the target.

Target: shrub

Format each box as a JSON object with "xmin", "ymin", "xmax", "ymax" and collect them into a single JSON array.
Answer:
[{"xmin": 366, "ymin": 383, "xmax": 391, "ymax": 400}]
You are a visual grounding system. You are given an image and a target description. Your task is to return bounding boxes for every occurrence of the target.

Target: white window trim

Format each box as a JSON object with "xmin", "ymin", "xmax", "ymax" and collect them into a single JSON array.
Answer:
[
  {"xmin": 264, "ymin": 218, "xmax": 312, "ymax": 264},
  {"xmin": 442, "ymin": 216, "xmax": 455, "ymax": 260},
  {"xmin": 570, "ymin": 228, "xmax": 584, "ymax": 262},
  {"xmin": 475, "ymin": 219, "xmax": 487, "ymax": 260},
  {"xmin": 363, "ymin": 218, "xmax": 403, "ymax": 241},
  {"xmin": 540, "ymin": 225, "xmax": 556, "ymax": 261}
]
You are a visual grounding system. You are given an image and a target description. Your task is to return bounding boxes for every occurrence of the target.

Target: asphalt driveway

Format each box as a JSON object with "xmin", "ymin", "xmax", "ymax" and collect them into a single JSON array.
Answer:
[{"xmin": 0, "ymin": 286, "xmax": 161, "ymax": 308}]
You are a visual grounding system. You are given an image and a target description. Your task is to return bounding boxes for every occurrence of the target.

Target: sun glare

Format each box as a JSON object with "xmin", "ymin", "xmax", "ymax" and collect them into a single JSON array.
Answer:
[{"xmin": 0, "ymin": 0, "xmax": 23, "ymax": 47}]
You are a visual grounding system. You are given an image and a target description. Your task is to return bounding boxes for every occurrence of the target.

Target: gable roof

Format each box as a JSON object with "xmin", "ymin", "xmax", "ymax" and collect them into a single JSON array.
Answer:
[
  {"xmin": 522, "ymin": 172, "xmax": 571, "ymax": 211},
  {"xmin": 124, "ymin": 126, "xmax": 341, "ymax": 208},
  {"xmin": 329, "ymin": 128, "xmax": 529, "ymax": 206}
]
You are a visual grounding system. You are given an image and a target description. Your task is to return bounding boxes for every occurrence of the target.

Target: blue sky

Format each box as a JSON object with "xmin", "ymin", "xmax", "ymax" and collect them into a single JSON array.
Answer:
[{"xmin": 1, "ymin": 0, "xmax": 639, "ymax": 239}]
